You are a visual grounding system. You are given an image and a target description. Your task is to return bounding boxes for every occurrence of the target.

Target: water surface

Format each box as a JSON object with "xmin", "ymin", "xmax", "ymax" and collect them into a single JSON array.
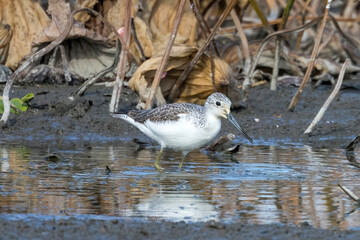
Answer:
[{"xmin": 0, "ymin": 143, "xmax": 359, "ymax": 230}]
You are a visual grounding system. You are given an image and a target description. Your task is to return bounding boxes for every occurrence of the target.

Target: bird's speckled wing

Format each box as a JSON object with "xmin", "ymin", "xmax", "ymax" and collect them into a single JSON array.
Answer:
[{"xmin": 128, "ymin": 103, "xmax": 203, "ymax": 123}]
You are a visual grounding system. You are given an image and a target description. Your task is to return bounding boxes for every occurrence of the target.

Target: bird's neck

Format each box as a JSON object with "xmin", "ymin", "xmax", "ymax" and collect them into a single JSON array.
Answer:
[{"xmin": 204, "ymin": 108, "xmax": 222, "ymax": 126}]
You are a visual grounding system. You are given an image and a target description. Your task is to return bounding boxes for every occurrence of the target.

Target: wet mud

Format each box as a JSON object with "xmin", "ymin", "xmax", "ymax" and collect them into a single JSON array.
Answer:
[
  {"xmin": 1, "ymin": 215, "xmax": 360, "ymax": 240},
  {"xmin": 1, "ymin": 83, "xmax": 359, "ymax": 148}
]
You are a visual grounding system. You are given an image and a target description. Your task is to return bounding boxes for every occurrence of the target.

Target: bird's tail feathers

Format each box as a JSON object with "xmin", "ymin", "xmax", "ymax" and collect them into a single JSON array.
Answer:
[
  {"xmin": 110, "ymin": 113, "xmax": 127, "ymax": 119},
  {"xmin": 111, "ymin": 113, "xmax": 137, "ymax": 125}
]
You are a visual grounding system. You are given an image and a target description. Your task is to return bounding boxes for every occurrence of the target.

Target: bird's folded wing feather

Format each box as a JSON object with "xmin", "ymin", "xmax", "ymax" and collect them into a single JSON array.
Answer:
[{"xmin": 128, "ymin": 103, "xmax": 199, "ymax": 123}]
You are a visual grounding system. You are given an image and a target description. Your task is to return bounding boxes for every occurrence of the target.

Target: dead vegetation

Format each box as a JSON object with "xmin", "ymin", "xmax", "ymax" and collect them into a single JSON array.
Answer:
[{"xmin": 0, "ymin": 0, "xmax": 360, "ymax": 140}]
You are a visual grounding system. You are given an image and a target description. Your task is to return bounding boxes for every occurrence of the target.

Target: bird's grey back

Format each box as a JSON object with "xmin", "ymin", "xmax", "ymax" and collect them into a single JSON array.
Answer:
[{"xmin": 128, "ymin": 103, "xmax": 204, "ymax": 124}]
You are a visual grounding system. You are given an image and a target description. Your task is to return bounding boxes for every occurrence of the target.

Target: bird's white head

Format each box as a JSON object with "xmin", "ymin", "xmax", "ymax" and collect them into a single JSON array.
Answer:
[
  {"xmin": 205, "ymin": 92, "xmax": 253, "ymax": 143},
  {"xmin": 204, "ymin": 92, "xmax": 232, "ymax": 119}
]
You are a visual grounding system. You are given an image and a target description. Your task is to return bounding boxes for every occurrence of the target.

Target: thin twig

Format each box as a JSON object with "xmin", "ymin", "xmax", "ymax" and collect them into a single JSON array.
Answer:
[
  {"xmin": 295, "ymin": 0, "xmax": 313, "ymax": 50},
  {"xmin": 329, "ymin": 14, "xmax": 360, "ymax": 61},
  {"xmin": 226, "ymin": 0, "xmax": 251, "ymax": 74},
  {"xmin": 218, "ymin": 15, "xmax": 360, "ymax": 34},
  {"xmin": 317, "ymin": 30, "xmax": 334, "ymax": 53},
  {"xmin": 168, "ymin": 0, "xmax": 238, "ymax": 102},
  {"xmin": 131, "ymin": 17, "xmax": 146, "ymax": 62},
  {"xmin": 109, "ymin": 0, "xmax": 132, "ymax": 113},
  {"xmin": 244, "ymin": 16, "xmax": 322, "ymax": 90},
  {"xmin": 209, "ymin": 49, "xmax": 217, "ymax": 92},
  {"xmin": 271, "ymin": 42, "xmax": 281, "ymax": 91},
  {"xmin": 338, "ymin": 184, "xmax": 360, "ymax": 203},
  {"xmin": 144, "ymin": 0, "xmax": 186, "ymax": 109},
  {"xmin": 270, "ymin": 0, "xmax": 295, "ymax": 91},
  {"xmin": 248, "ymin": 0, "xmax": 272, "ymax": 33},
  {"xmin": 190, "ymin": 0, "xmax": 220, "ymax": 56},
  {"xmin": 76, "ymin": 39, "xmax": 121, "ymax": 96},
  {"xmin": 346, "ymin": 136, "xmax": 360, "ymax": 151},
  {"xmin": 288, "ymin": 0, "xmax": 333, "ymax": 112},
  {"xmin": 304, "ymin": 59, "xmax": 349, "ymax": 134},
  {"xmin": 189, "ymin": 0, "xmax": 217, "ymax": 91},
  {"xmin": 59, "ymin": 44, "xmax": 72, "ymax": 83}
]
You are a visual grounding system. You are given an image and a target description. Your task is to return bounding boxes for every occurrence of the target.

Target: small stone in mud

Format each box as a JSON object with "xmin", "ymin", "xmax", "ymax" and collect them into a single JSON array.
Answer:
[
  {"xmin": 207, "ymin": 220, "xmax": 226, "ymax": 229},
  {"xmin": 44, "ymin": 153, "xmax": 65, "ymax": 162},
  {"xmin": 68, "ymin": 100, "xmax": 92, "ymax": 118}
]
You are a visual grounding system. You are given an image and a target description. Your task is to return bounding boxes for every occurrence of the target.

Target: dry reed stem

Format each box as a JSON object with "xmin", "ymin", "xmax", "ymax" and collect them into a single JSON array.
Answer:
[
  {"xmin": 189, "ymin": 0, "xmax": 217, "ymax": 91},
  {"xmin": 304, "ymin": 59, "xmax": 349, "ymax": 134},
  {"xmin": 288, "ymin": 0, "xmax": 333, "ymax": 112},
  {"xmin": 76, "ymin": 39, "xmax": 121, "ymax": 96},
  {"xmin": 131, "ymin": 17, "xmax": 146, "ymax": 63},
  {"xmin": 218, "ymin": 15, "xmax": 359, "ymax": 34},
  {"xmin": 294, "ymin": 0, "xmax": 318, "ymax": 17},
  {"xmin": 244, "ymin": 16, "xmax": 322, "ymax": 90},
  {"xmin": 249, "ymin": 0, "xmax": 272, "ymax": 33},
  {"xmin": 295, "ymin": 0, "xmax": 313, "ymax": 50},
  {"xmin": 270, "ymin": 41, "xmax": 281, "ymax": 91},
  {"xmin": 144, "ymin": 0, "xmax": 186, "ymax": 109},
  {"xmin": 209, "ymin": 50, "xmax": 217, "ymax": 92},
  {"xmin": 57, "ymin": 45, "xmax": 72, "ymax": 83},
  {"xmin": 338, "ymin": 184, "xmax": 360, "ymax": 203},
  {"xmin": 227, "ymin": 0, "xmax": 251, "ymax": 74},
  {"xmin": 109, "ymin": 0, "xmax": 132, "ymax": 113},
  {"xmin": 168, "ymin": 0, "xmax": 238, "ymax": 102},
  {"xmin": 190, "ymin": 0, "xmax": 220, "ymax": 56},
  {"xmin": 318, "ymin": 30, "xmax": 335, "ymax": 53},
  {"xmin": 346, "ymin": 136, "xmax": 360, "ymax": 151},
  {"xmin": 329, "ymin": 14, "xmax": 359, "ymax": 49},
  {"xmin": 270, "ymin": 0, "xmax": 295, "ymax": 91}
]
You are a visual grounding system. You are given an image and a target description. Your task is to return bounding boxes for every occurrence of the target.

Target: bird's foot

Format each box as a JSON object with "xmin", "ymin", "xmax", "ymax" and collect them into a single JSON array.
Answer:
[
  {"xmin": 154, "ymin": 162, "xmax": 164, "ymax": 171},
  {"xmin": 178, "ymin": 162, "xmax": 184, "ymax": 170}
]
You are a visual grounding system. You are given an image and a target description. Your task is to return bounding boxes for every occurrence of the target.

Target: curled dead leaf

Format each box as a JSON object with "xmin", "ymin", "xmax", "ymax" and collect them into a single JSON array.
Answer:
[
  {"xmin": 0, "ymin": 23, "xmax": 12, "ymax": 65},
  {"xmin": 28, "ymin": 0, "xmax": 117, "ymax": 82},
  {"xmin": 0, "ymin": 0, "xmax": 50, "ymax": 69},
  {"xmin": 128, "ymin": 45, "xmax": 237, "ymax": 106}
]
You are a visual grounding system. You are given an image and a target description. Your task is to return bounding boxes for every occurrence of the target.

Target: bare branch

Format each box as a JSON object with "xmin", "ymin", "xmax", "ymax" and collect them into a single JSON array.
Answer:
[
  {"xmin": 168, "ymin": 0, "xmax": 238, "ymax": 102},
  {"xmin": 109, "ymin": 0, "xmax": 132, "ymax": 113},
  {"xmin": 76, "ymin": 39, "xmax": 121, "ymax": 96},
  {"xmin": 144, "ymin": 0, "xmax": 187, "ymax": 109},
  {"xmin": 338, "ymin": 184, "xmax": 360, "ymax": 203},
  {"xmin": 288, "ymin": 0, "xmax": 333, "ymax": 111},
  {"xmin": 304, "ymin": 59, "xmax": 349, "ymax": 134}
]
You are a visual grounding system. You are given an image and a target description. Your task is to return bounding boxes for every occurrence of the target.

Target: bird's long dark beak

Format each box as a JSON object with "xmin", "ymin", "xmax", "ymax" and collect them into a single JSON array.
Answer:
[{"xmin": 227, "ymin": 113, "xmax": 253, "ymax": 143}]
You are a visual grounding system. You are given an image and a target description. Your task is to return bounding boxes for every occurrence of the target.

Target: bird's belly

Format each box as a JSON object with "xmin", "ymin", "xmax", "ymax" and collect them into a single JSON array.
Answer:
[{"xmin": 144, "ymin": 118, "xmax": 221, "ymax": 151}]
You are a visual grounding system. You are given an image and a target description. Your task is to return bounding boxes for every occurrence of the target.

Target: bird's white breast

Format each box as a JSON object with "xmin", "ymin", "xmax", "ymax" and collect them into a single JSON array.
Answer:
[{"xmin": 143, "ymin": 113, "xmax": 221, "ymax": 151}]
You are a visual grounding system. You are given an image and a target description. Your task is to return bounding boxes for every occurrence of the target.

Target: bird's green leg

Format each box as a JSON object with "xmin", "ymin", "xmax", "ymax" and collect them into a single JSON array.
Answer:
[
  {"xmin": 178, "ymin": 151, "xmax": 189, "ymax": 170},
  {"xmin": 154, "ymin": 147, "xmax": 164, "ymax": 170}
]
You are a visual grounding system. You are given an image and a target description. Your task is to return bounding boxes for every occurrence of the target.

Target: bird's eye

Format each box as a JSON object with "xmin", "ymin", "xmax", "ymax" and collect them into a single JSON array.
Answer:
[{"xmin": 216, "ymin": 101, "xmax": 221, "ymax": 106}]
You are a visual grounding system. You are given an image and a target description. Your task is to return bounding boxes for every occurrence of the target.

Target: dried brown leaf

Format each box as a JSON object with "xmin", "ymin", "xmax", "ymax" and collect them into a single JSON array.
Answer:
[
  {"xmin": 149, "ymin": 0, "xmax": 197, "ymax": 48},
  {"xmin": 0, "ymin": 0, "xmax": 50, "ymax": 69},
  {"xmin": 128, "ymin": 45, "xmax": 235, "ymax": 106},
  {"xmin": 0, "ymin": 23, "xmax": 12, "ymax": 65},
  {"xmin": 74, "ymin": 0, "xmax": 99, "ymax": 23},
  {"xmin": 34, "ymin": 0, "xmax": 109, "ymax": 44}
]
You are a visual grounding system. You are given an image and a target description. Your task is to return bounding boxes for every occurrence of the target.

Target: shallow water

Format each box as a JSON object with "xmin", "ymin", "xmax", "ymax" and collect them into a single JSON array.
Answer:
[{"xmin": 0, "ymin": 142, "xmax": 360, "ymax": 230}]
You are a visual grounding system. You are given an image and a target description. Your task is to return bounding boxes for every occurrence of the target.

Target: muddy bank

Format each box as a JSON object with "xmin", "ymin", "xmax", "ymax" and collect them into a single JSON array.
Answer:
[
  {"xmin": 0, "ymin": 83, "xmax": 359, "ymax": 149},
  {"xmin": 1, "ymin": 214, "xmax": 360, "ymax": 240}
]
